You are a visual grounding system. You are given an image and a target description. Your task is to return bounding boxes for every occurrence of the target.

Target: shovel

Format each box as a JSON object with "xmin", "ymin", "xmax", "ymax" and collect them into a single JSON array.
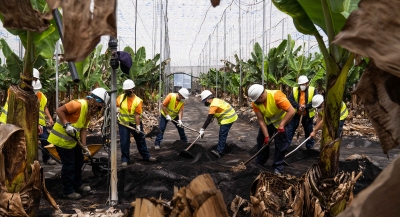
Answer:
[
  {"xmin": 171, "ymin": 119, "xmax": 200, "ymax": 133},
  {"xmin": 70, "ymin": 133, "xmax": 94, "ymax": 163},
  {"xmin": 285, "ymin": 136, "xmax": 311, "ymax": 158},
  {"xmin": 179, "ymin": 134, "xmax": 202, "ymax": 158},
  {"xmin": 118, "ymin": 122, "xmax": 161, "ymax": 138},
  {"xmin": 296, "ymin": 114, "xmax": 303, "ymax": 139}
]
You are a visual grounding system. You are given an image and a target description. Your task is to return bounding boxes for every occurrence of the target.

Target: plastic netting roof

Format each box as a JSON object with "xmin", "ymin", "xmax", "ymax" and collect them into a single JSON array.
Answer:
[{"xmin": 0, "ymin": 0, "xmax": 324, "ymax": 70}]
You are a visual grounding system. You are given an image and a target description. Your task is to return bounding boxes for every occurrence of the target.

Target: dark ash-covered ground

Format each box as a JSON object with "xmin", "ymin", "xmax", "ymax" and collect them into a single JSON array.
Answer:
[{"xmin": 38, "ymin": 98, "xmax": 398, "ymax": 216}]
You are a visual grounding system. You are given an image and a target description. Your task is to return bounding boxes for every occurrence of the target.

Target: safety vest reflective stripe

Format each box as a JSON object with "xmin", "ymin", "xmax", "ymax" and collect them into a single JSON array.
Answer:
[
  {"xmin": 50, "ymin": 129, "xmax": 75, "ymax": 141},
  {"xmin": 265, "ymin": 110, "xmax": 285, "ymax": 126},
  {"xmin": 1, "ymin": 107, "xmax": 7, "ymax": 115},
  {"xmin": 56, "ymin": 119, "xmax": 83, "ymax": 131}
]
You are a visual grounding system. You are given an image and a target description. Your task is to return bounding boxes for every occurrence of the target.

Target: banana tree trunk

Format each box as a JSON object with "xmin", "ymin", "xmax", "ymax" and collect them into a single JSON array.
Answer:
[
  {"xmin": 318, "ymin": 53, "xmax": 354, "ymax": 178},
  {"xmin": 5, "ymin": 31, "xmax": 40, "ymax": 216}
]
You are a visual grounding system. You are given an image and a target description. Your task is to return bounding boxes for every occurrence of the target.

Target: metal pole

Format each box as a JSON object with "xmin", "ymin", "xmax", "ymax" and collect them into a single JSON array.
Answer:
[
  {"xmin": 55, "ymin": 40, "xmax": 60, "ymax": 108},
  {"xmin": 224, "ymin": 13, "xmax": 226, "ymax": 93},
  {"xmin": 52, "ymin": 9, "xmax": 80, "ymax": 83},
  {"xmin": 135, "ymin": 0, "xmax": 138, "ymax": 51},
  {"xmin": 216, "ymin": 25, "xmax": 218, "ymax": 98},
  {"xmin": 209, "ymin": 35, "xmax": 211, "ymax": 89},
  {"xmin": 262, "ymin": 0, "xmax": 265, "ymax": 86},
  {"xmin": 269, "ymin": 0, "xmax": 272, "ymax": 51},
  {"xmin": 158, "ymin": 0, "xmax": 163, "ymax": 110},
  {"xmin": 239, "ymin": 0, "xmax": 242, "ymax": 107}
]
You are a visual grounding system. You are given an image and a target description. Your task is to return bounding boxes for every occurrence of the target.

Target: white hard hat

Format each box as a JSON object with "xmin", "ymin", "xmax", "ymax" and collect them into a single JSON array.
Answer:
[
  {"xmin": 33, "ymin": 68, "xmax": 40, "ymax": 79},
  {"xmin": 312, "ymin": 94, "xmax": 324, "ymax": 108},
  {"xmin": 297, "ymin": 75, "xmax": 309, "ymax": 85},
  {"xmin": 200, "ymin": 90, "xmax": 213, "ymax": 102},
  {"xmin": 248, "ymin": 84, "xmax": 264, "ymax": 102},
  {"xmin": 178, "ymin": 88, "xmax": 190, "ymax": 99},
  {"xmin": 91, "ymin": 88, "xmax": 110, "ymax": 104},
  {"xmin": 122, "ymin": 79, "xmax": 135, "ymax": 90},
  {"xmin": 32, "ymin": 80, "xmax": 42, "ymax": 90}
]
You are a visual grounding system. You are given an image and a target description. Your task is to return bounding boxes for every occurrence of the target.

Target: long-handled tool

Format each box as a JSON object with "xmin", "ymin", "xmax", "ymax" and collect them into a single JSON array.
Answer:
[
  {"xmin": 231, "ymin": 133, "xmax": 278, "ymax": 172},
  {"xmin": 296, "ymin": 114, "xmax": 303, "ymax": 139},
  {"xmin": 179, "ymin": 134, "xmax": 202, "ymax": 158},
  {"xmin": 285, "ymin": 136, "xmax": 311, "ymax": 158},
  {"xmin": 171, "ymin": 120, "xmax": 200, "ymax": 133},
  {"xmin": 117, "ymin": 122, "xmax": 161, "ymax": 138},
  {"xmin": 70, "ymin": 133, "xmax": 94, "ymax": 163}
]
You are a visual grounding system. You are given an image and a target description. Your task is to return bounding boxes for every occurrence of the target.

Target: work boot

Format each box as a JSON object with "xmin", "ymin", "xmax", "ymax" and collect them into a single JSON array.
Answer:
[
  {"xmin": 155, "ymin": 145, "xmax": 160, "ymax": 151},
  {"xmin": 121, "ymin": 162, "xmax": 128, "ymax": 166},
  {"xmin": 211, "ymin": 150, "xmax": 221, "ymax": 158},
  {"xmin": 76, "ymin": 185, "xmax": 91, "ymax": 193},
  {"xmin": 145, "ymin": 157, "xmax": 157, "ymax": 162},
  {"xmin": 64, "ymin": 192, "xmax": 82, "ymax": 200},
  {"xmin": 44, "ymin": 159, "xmax": 57, "ymax": 165},
  {"xmin": 274, "ymin": 169, "xmax": 283, "ymax": 177}
]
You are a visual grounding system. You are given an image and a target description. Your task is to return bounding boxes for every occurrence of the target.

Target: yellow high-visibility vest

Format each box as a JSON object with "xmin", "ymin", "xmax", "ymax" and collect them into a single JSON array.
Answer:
[
  {"xmin": 0, "ymin": 100, "xmax": 8, "ymax": 124},
  {"xmin": 48, "ymin": 99, "xmax": 89, "ymax": 149},
  {"xmin": 37, "ymin": 92, "xmax": 47, "ymax": 126},
  {"xmin": 209, "ymin": 98, "xmax": 238, "ymax": 125},
  {"xmin": 118, "ymin": 94, "xmax": 142, "ymax": 125},
  {"xmin": 160, "ymin": 93, "xmax": 184, "ymax": 119},
  {"xmin": 293, "ymin": 86, "xmax": 316, "ymax": 117},
  {"xmin": 319, "ymin": 101, "xmax": 348, "ymax": 121},
  {"xmin": 253, "ymin": 90, "xmax": 286, "ymax": 129}
]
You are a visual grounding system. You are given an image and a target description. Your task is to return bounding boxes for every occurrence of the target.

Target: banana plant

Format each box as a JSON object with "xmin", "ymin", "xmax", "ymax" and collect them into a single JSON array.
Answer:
[
  {"xmin": 0, "ymin": 0, "xmax": 61, "ymax": 215},
  {"xmin": 273, "ymin": 0, "xmax": 359, "ymax": 215}
]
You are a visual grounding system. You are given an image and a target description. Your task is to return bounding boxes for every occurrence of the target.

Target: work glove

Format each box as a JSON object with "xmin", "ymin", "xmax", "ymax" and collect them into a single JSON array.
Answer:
[
  {"xmin": 65, "ymin": 123, "xmax": 77, "ymax": 135},
  {"xmin": 82, "ymin": 146, "xmax": 91, "ymax": 157},
  {"xmin": 165, "ymin": 115, "xmax": 172, "ymax": 121},
  {"xmin": 199, "ymin": 128, "xmax": 205, "ymax": 138},
  {"xmin": 177, "ymin": 120, "xmax": 183, "ymax": 128},
  {"xmin": 38, "ymin": 125, "xmax": 43, "ymax": 135},
  {"xmin": 263, "ymin": 136, "xmax": 269, "ymax": 145},
  {"xmin": 136, "ymin": 125, "xmax": 141, "ymax": 132},
  {"xmin": 277, "ymin": 126, "xmax": 285, "ymax": 134}
]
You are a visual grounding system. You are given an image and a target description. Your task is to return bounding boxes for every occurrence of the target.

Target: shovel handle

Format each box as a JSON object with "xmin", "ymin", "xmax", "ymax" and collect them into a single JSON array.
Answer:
[
  {"xmin": 285, "ymin": 136, "xmax": 311, "ymax": 158},
  {"xmin": 69, "ymin": 133, "xmax": 94, "ymax": 162},
  {"xmin": 171, "ymin": 120, "xmax": 200, "ymax": 133},
  {"xmin": 117, "ymin": 122, "xmax": 146, "ymax": 138},
  {"xmin": 184, "ymin": 134, "xmax": 202, "ymax": 152},
  {"xmin": 244, "ymin": 132, "xmax": 279, "ymax": 165}
]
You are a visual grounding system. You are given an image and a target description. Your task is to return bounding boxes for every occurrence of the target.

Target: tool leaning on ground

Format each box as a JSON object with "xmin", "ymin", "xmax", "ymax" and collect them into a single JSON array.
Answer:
[
  {"xmin": 117, "ymin": 122, "xmax": 161, "ymax": 138},
  {"xmin": 179, "ymin": 134, "xmax": 202, "ymax": 158},
  {"xmin": 296, "ymin": 113, "xmax": 304, "ymax": 139},
  {"xmin": 171, "ymin": 119, "xmax": 200, "ymax": 133},
  {"xmin": 231, "ymin": 132, "xmax": 278, "ymax": 172}
]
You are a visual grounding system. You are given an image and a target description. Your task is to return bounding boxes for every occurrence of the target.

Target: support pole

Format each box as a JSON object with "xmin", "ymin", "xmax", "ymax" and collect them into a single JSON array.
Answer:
[
  {"xmin": 158, "ymin": 0, "xmax": 163, "ymax": 111},
  {"xmin": 262, "ymin": 0, "xmax": 265, "ymax": 86},
  {"xmin": 239, "ymin": 0, "xmax": 242, "ymax": 107},
  {"xmin": 55, "ymin": 40, "xmax": 60, "ymax": 108},
  {"xmin": 224, "ymin": 13, "xmax": 226, "ymax": 93},
  {"xmin": 52, "ymin": 9, "xmax": 80, "ymax": 83},
  {"xmin": 216, "ymin": 25, "xmax": 218, "ymax": 97}
]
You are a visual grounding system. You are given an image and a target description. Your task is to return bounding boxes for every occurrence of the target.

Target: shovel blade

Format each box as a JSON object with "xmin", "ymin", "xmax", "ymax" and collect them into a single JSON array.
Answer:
[
  {"xmin": 145, "ymin": 126, "xmax": 162, "ymax": 138},
  {"xmin": 179, "ymin": 150, "xmax": 194, "ymax": 158}
]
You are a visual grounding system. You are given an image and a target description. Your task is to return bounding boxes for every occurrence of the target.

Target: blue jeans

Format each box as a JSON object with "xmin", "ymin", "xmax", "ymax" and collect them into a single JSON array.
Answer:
[
  {"xmin": 154, "ymin": 115, "xmax": 188, "ymax": 146},
  {"xmin": 39, "ymin": 126, "xmax": 51, "ymax": 162},
  {"xmin": 255, "ymin": 124, "xmax": 289, "ymax": 173},
  {"xmin": 119, "ymin": 122, "xmax": 150, "ymax": 163},
  {"xmin": 216, "ymin": 122, "xmax": 233, "ymax": 154},
  {"xmin": 286, "ymin": 114, "xmax": 314, "ymax": 149},
  {"xmin": 339, "ymin": 120, "xmax": 345, "ymax": 136},
  {"xmin": 55, "ymin": 145, "xmax": 84, "ymax": 195}
]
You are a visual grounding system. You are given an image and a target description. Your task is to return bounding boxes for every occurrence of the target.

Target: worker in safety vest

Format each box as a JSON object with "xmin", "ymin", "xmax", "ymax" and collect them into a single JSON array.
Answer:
[
  {"xmin": 154, "ymin": 88, "xmax": 190, "ymax": 150},
  {"xmin": 310, "ymin": 94, "xmax": 348, "ymax": 138},
  {"xmin": 48, "ymin": 88, "xmax": 109, "ymax": 200},
  {"xmin": 286, "ymin": 75, "xmax": 318, "ymax": 149},
  {"xmin": 199, "ymin": 90, "xmax": 238, "ymax": 158},
  {"xmin": 33, "ymin": 81, "xmax": 56, "ymax": 165},
  {"xmin": 117, "ymin": 79, "xmax": 156, "ymax": 166},
  {"xmin": 247, "ymin": 84, "xmax": 295, "ymax": 175},
  {"xmin": 0, "ymin": 68, "xmax": 40, "ymax": 124}
]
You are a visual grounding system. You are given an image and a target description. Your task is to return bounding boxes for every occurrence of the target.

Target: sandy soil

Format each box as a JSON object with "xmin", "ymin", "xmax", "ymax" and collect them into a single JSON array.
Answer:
[{"xmin": 38, "ymin": 97, "xmax": 400, "ymax": 216}]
